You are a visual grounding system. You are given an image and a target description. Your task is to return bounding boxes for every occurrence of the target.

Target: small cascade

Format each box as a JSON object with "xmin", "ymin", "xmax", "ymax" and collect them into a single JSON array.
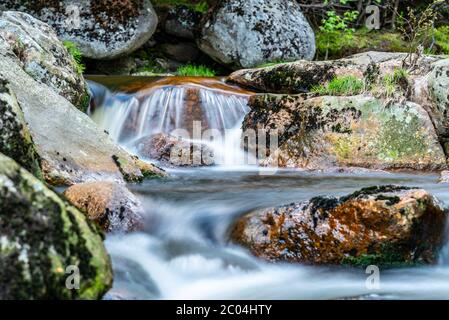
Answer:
[{"xmin": 88, "ymin": 77, "xmax": 254, "ymax": 167}]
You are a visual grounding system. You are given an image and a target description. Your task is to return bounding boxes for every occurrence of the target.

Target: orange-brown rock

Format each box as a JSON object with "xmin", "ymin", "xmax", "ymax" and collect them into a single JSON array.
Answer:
[
  {"xmin": 64, "ymin": 181, "xmax": 144, "ymax": 233},
  {"xmin": 230, "ymin": 186, "xmax": 447, "ymax": 267}
]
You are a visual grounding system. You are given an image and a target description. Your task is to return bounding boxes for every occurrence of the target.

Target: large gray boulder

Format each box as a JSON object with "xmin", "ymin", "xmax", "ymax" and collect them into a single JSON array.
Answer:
[
  {"xmin": 198, "ymin": 0, "xmax": 316, "ymax": 69},
  {"xmin": 0, "ymin": 11, "xmax": 89, "ymax": 111},
  {"xmin": 0, "ymin": 153, "xmax": 113, "ymax": 299},
  {"xmin": 0, "ymin": 11, "xmax": 165, "ymax": 185},
  {"xmin": 0, "ymin": 0, "xmax": 158, "ymax": 60}
]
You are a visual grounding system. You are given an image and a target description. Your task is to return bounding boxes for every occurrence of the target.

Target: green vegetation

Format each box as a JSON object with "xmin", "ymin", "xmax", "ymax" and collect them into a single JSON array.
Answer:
[
  {"xmin": 63, "ymin": 41, "xmax": 85, "ymax": 74},
  {"xmin": 318, "ymin": 10, "xmax": 359, "ymax": 60},
  {"xmin": 311, "ymin": 75, "xmax": 364, "ymax": 96},
  {"xmin": 152, "ymin": 0, "xmax": 209, "ymax": 13},
  {"xmin": 342, "ymin": 243, "xmax": 424, "ymax": 268},
  {"xmin": 177, "ymin": 64, "xmax": 216, "ymax": 77},
  {"xmin": 431, "ymin": 26, "xmax": 449, "ymax": 55},
  {"xmin": 369, "ymin": 68, "xmax": 409, "ymax": 98},
  {"xmin": 381, "ymin": 68, "xmax": 409, "ymax": 96},
  {"xmin": 133, "ymin": 49, "xmax": 168, "ymax": 75},
  {"xmin": 316, "ymin": 28, "xmax": 408, "ymax": 60}
]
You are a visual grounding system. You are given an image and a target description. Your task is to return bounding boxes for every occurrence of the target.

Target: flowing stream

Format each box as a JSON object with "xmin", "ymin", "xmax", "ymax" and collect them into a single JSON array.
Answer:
[{"xmin": 88, "ymin": 76, "xmax": 449, "ymax": 300}]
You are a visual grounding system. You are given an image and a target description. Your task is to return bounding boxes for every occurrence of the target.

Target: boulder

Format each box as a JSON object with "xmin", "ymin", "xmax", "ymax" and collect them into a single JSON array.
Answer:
[
  {"xmin": 133, "ymin": 133, "xmax": 215, "ymax": 167},
  {"xmin": 64, "ymin": 181, "xmax": 144, "ymax": 233},
  {"xmin": 244, "ymin": 94, "xmax": 447, "ymax": 171},
  {"xmin": 427, "ymin": 59, "xmax": 449, "ymax": 156},
  {"xmin": 0, "ymin": 11, "xmax": 89, "ymax": 111},
  {"xmin": 230, "ymin": 186, "xmax": 447, "ymax": 267},
  {"xmin": 0, "ymin": 153, "xmax": 113, "ymax": 299},
  {"xmin": 0, "ymin": 1, "xmax": 158, "ymax": 60},
  {"xmin": 164, "ymin": 5, "xmax": 201, "ymax": 40},
  {"xmin": 0, "ymin": 11, "xmax": 165, "ymax": 185},
  {"xmin": 0, "ymin": 77, "xmax": 41, "ymax": 178},
  {"xmin": 228, "ymin": 51, "xmax": 439, "ymax": 94},
  {"xmin": 198, "ymin": 0, "xmax": 316, "ymax": 69}
]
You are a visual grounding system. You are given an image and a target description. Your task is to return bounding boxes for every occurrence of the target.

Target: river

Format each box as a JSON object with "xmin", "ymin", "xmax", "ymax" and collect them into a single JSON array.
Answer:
[{"xmin": 87, "ymin": 76, "xmax": 449, "ymax": 300}]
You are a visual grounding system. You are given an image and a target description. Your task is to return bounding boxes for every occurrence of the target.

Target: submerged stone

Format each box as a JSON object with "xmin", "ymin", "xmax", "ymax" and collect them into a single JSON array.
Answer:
[{"xmin": 230, "ymin": 186, "xmax": 447, "ymax": 267}]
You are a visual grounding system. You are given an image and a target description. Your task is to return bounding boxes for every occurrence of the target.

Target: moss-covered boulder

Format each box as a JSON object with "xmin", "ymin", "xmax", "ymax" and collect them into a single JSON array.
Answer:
[
  {"xmin": 228, "ymin": 51, "xmax": 439, "ymax": 94},
  {"xmin": 0, "ymin": 11, "xmax": 89, "ymax": 111},
  {"xmin": 64, "ymin": 181, "xmax": 144, "ymax": 233},
  {"xmin": 0, "ymin": 77, "xmax": 41, "ymax": 178},
  {"xmin": 230, "ymin": 186, "xmax": 447, "ymax": 267},
  {"xmin": 0, "ymin": 153, "xmax": 113, "ymax": 299},
  {"xmin": 244, "ymin": 94, "xmax": 447, "ymax": 171}
]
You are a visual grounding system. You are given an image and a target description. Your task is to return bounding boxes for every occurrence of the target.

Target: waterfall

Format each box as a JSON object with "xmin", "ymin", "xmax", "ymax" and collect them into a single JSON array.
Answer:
[{"xmin": 88, "ymin": 77, "xmax": 253, "ymax": 167}]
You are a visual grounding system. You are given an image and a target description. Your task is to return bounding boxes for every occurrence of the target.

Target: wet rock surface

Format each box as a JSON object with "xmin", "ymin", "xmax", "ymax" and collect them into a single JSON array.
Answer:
[
  {"xmin": 244, "ymin": 94, "xmax": 447, "ymax": 171},
  {"xmin": 0, "ymin": 1, "xmax": 158, "ymax": 60},
  {"xmin": 134, "ymin": 133, "xmax": 215, "ymax": 167},
  {"xmin": 198, "ymin": 0, "xmax": 316, "ymax": 69},
  {"xmin": 0, "ymin": 153, "xmax": 113, "ymax": 299},
  {"xmin": 64, "ymin": 181, "xmax": 145, "ymax": 233},
  {"xmin": 230, "ymin": 186, "xmax": 448, "ymax": 267}
]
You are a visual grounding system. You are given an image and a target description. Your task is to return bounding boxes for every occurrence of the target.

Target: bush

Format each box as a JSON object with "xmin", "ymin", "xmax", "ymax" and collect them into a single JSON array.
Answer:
[
  {"xmin": 177, "ymin": 64, "xmax": 216, "ymax": 77},
  {"xmin": 311, "ymin": 75, "xmax": 364, "ymax": 96}
]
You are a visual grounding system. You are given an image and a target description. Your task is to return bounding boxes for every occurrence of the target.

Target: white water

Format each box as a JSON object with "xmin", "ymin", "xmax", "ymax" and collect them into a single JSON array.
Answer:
[
  {"xmin": 88, "ymin": 80, "xmax": 251, "ymax": 166},
  {"xmin": 87, "ymin": 78, "xmax": 449, "ymax": 300},
  {"xmin": 105, "ymin": 170, "xmax": 449, "ymax": 300}
]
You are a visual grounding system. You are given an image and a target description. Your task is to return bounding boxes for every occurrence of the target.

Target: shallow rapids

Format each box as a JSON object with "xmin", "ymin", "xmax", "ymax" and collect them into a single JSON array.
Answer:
[
  {"xmin": 87, "ymin": 77, "xmax": 449, "ymax": 300},
  {"xmin": 105, "ymin": 169, "xmax": 449, "ymax": 300}
]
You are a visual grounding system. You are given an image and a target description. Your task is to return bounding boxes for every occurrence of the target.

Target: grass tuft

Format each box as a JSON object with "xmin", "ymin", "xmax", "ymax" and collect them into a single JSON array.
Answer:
[
  {"xmin": 177, "ymin": 64, "xmax": 216, "ymax": 77},
  {"xmin": 63, "ymin": 41, "xmax": 85, "ymax": 74},
  {"xmin": 311, "ymin": 75, "xmax": 364, "ymax": 96}
]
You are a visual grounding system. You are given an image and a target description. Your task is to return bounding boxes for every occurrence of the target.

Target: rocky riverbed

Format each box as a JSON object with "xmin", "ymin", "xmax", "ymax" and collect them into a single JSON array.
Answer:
[{"xmin": 1, "ymin": 4, "xmax": 449, "ymax": 300}]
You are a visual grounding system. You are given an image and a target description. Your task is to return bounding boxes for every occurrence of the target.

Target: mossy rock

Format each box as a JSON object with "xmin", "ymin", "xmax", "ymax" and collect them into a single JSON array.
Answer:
[
  {"xmin": 244, "ymin": 94, "xmax": 447, "ymax": 171},
  {"xmin": 0, "ymin": 78, "xmax": 42, "ymax": 179},
  {"xmin": 0, "ymin": 153, "xmax": 113, "ymax": 299}
]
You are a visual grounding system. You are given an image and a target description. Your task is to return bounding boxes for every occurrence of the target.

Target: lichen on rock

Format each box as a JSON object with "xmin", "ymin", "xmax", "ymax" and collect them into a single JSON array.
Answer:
[
  {"xmin": 0, "ymin": 153, "xmax": 113, "ymax": 299},
  {"xmin": 244, "ymin": 94, "xmax": 447, "ymax": 171},
  {"xmin": 0, "ymin": 77, "xmax": 41, "ymax": 179}
]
